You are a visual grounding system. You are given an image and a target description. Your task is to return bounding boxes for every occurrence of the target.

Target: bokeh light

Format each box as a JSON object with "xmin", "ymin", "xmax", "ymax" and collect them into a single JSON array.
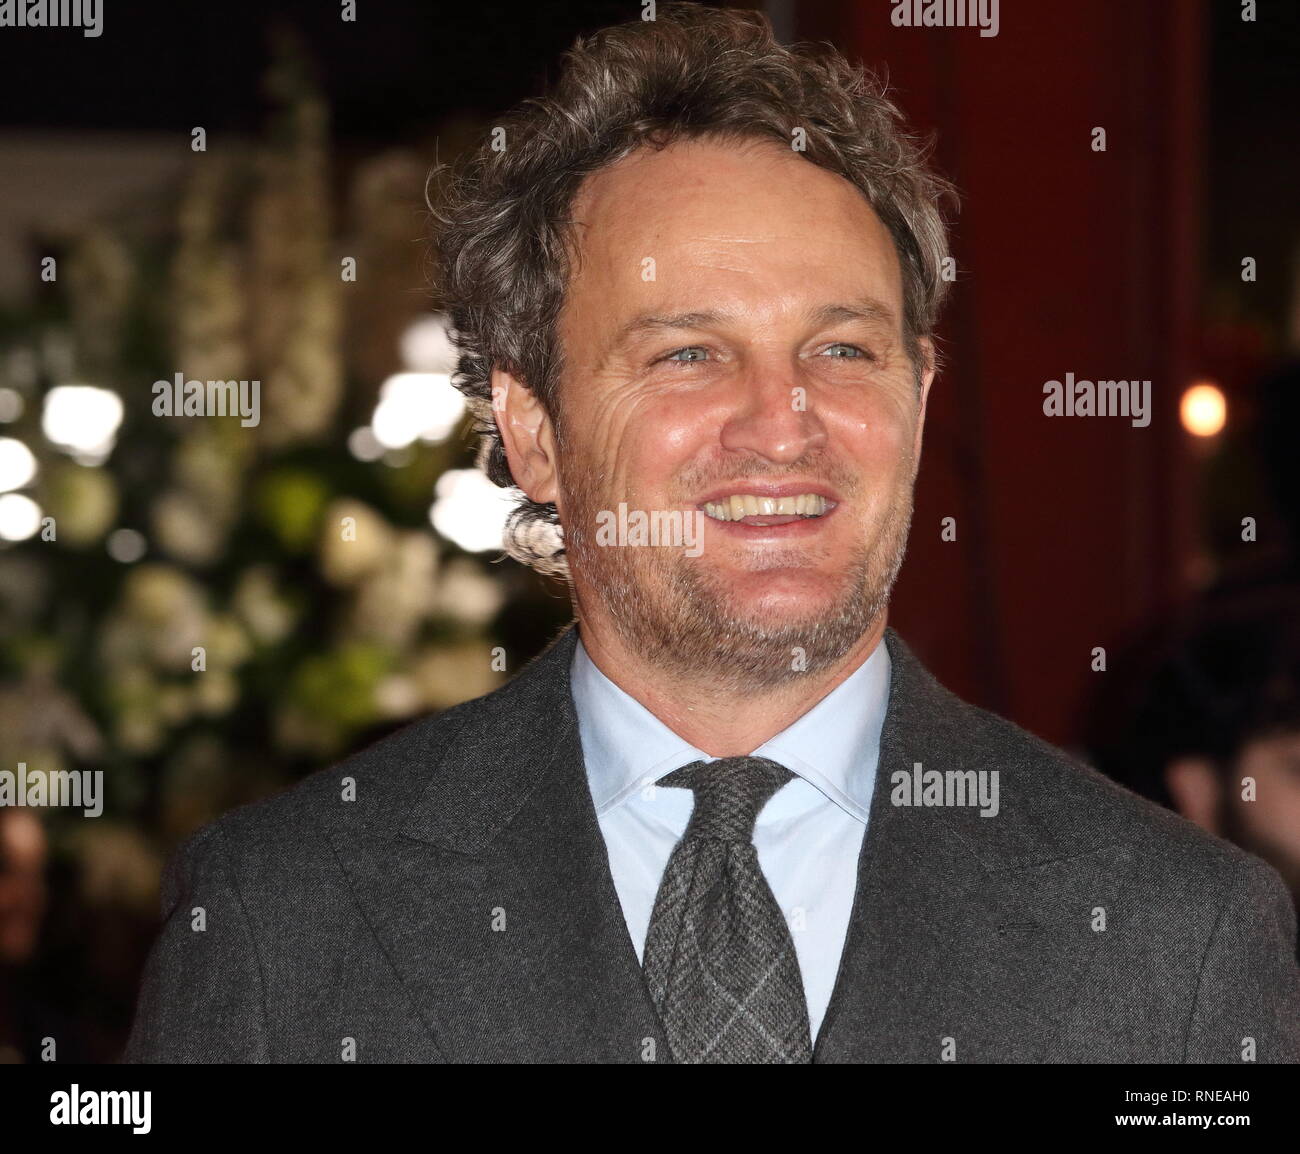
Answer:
[
  {"xmin": 106, "ymin": 527, "xmax": 147, "ymax": 563},
  {"xmin": 400, "ymin": 314, "xmax": 458, "ymax": 373},
  {"xmin": 0, "ymin": 492, "xmax": 42, "ymax": 541},
  {"xmin": 429, "ymin": 468, "xmax": 514, "ymax": 553},
  {"xmin": 1180, "ymin": 381, "xmax": 1226, "ymax": 437},
  {"xmin": 0, "ymin": 387, "xmax": 24, "ymax": 422},
  {"xmin": 370, "ymin": 372, "xmax": 465, "ymax": 449},
  {"xmin": 42, "ymin": 385, "xmax": 125, "ymax": 462},
  {"xmin": 347, "ymin": 425, "xmax": 385, "ymax": 462},
  {"xmin": 0, "ymin": 437, "xmax": 37, "ymax": 491}
]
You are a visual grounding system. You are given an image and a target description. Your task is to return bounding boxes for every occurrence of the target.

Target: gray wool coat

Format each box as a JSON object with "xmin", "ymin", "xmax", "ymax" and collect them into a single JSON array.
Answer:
[{"xmin": 123, "ymin": 624, "xmax": 1300, "ymax": 1063}]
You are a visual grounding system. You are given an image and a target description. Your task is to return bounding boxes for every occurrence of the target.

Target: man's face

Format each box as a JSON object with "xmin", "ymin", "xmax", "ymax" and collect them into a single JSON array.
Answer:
[{"xmin": 501, "ymin": 135, "xmax": 933, "ymax": 686}]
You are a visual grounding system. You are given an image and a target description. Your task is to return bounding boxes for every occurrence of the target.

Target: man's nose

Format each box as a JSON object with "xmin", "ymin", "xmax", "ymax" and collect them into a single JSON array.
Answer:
[{"xmin": 718, "ymin": 363, "xmax": 828, "ymax": 463}]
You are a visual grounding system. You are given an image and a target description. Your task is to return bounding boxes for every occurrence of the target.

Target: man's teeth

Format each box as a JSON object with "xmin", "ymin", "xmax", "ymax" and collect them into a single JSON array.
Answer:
[{"xmin": 702, "ymin": 494, "xmax": 830, "ymax": 521}]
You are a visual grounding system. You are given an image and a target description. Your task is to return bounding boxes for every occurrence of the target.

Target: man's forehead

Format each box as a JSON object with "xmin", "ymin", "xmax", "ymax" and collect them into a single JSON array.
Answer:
[{"xmin": 564, "ymin": 138, "xmax": 903, "ymax": 327}]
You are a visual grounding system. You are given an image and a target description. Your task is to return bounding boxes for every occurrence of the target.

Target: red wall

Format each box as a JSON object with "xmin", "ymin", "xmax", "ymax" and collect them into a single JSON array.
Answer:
[{"xmin": 799, "ymin": 0, "xmax": 1205, "ymax": 745}]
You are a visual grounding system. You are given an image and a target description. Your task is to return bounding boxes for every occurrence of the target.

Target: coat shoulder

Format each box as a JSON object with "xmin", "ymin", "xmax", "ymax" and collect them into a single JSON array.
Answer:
[
  {"xmin": 886, "ymin": 628, "xmax": 1265, "ymax": 881},
  {"xmin": 977, "ymin": 692, "xmax": 1245, "ymax": 864}
]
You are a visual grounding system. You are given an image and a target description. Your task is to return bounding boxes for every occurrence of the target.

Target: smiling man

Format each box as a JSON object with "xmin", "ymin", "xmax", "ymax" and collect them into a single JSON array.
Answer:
[{"xmin": 125, "ymin": 4, "xmax": 1300, "ymax": 1064}]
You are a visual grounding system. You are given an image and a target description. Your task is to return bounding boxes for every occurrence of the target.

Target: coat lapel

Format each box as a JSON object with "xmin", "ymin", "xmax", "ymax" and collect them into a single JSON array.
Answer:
[
  {"xmin": 814, "ymin": 628, "xmax": 1138, "ymax": 1062},
  {"xmin": 325, "ymin": 623, "xmax": 669, "ymax": 1062}
]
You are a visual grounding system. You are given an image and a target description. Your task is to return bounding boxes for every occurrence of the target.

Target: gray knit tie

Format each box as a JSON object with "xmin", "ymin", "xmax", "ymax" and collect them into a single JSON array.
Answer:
[{"xmin": 642, "ymin": 756, "xmax": 813, "ymax": 1063}]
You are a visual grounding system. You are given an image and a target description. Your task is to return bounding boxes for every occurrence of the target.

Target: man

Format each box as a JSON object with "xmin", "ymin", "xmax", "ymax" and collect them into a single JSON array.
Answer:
[{"xmin": 125, "ymin": 4, "xmax": 1300, "ymax": 1063}]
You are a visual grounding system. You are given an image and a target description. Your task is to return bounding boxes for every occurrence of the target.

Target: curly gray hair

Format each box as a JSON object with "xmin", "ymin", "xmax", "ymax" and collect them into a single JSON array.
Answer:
[{"xmin": 429, "ymin": 2, "xmax": 958, "ymax": 577}]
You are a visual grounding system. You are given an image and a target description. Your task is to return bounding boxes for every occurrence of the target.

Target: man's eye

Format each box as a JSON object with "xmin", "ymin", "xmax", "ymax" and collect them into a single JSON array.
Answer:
[
  {"xmin": 661, "ymin": 347, "xmax": 709, "ymax": 363},
  {"xmin": 819, "ymin": 343, "xmax": 871, "ymax": 359}
]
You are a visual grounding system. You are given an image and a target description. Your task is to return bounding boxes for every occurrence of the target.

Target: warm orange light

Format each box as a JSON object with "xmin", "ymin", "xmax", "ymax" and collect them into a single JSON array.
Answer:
[{"xmin": 1180, "ymin": 382, "xmax": 1226, "ymax": 437}]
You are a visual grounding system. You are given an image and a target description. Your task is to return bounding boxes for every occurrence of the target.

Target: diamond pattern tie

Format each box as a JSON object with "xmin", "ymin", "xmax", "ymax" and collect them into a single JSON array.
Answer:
[{"xmin": 642, "ymin": 756, "xmax": 814, "ymax": 1063}]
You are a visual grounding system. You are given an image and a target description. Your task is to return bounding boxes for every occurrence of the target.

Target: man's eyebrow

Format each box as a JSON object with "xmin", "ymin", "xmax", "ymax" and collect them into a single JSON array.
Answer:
[
  {"xmin": 611, "ymin": 298, "xmax": 899, "ymax": 347},
  {"xmin": 804, "ymin": 298, "xmax": 899, "ymax": 330},
  {"xmin": 612, "ymin": 310, "xmax": 728, "ymax": 344}
]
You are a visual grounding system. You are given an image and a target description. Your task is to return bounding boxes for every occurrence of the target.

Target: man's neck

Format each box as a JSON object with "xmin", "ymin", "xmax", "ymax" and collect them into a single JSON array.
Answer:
[{"xmin": 573, "ymin": 613, "xmax": 888, "ymax": 758}]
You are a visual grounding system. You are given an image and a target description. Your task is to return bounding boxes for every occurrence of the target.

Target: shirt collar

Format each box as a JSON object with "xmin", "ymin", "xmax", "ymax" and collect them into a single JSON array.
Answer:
[{"xmin": 570, "ymin": 632, "xmax": 891, "ymax": 824}]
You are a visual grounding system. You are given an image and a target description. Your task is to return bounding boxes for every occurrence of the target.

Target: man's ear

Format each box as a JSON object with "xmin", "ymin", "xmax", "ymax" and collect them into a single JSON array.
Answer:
[
  {"xmin": 491, "ymin": 368, "xmax": 560, "ymax": 507},
  {"xmin": 1165, "ymin": 756, "xmax": 1224, "ymax": 835},
  {"xmin": 912, "ymin": 336, "xmax": 937, "ymax": 461}
]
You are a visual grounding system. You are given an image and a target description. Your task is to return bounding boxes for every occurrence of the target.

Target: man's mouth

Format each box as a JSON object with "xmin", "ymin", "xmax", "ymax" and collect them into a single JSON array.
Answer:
[{"xmin": 700, "ymin": 493, "xmax": 838, "ymax": 528}]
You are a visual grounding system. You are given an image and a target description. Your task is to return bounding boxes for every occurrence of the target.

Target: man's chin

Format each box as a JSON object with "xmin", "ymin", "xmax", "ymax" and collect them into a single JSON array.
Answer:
[
  {"xmin": 702, "ymin": 572, "xmax": 864, "ymax": 630},
  {"xmin": 669, "ymin": 586, "xmax": 879, "ymax": 683},
  {"xmin": 713, "ymin": 599, "xmax": 839, "ymax": 640}
]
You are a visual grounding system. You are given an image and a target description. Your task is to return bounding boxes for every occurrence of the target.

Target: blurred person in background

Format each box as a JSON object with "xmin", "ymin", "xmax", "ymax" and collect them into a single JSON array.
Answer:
[
  {"xmin": 1090, "ymin": 587, "xmax": 1300, "ymax": 958},
  {"xmin": 0, "ymin": 808, "xmax": 101, "ymax": 1062},
  {"xmin": 0, "ymin": 808, "xmax": 49, "ymax": 1062}
]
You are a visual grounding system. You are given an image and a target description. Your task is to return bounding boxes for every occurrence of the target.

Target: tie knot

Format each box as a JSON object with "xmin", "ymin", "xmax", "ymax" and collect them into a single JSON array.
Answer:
[{"xmin": 656, "ymin": 756, "xmax": 795, "ymax": 843}]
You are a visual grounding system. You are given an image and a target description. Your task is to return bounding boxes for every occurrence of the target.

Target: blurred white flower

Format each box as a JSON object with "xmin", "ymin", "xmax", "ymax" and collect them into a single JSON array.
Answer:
[
  {"xmin": 232, "ymin": 567, "xmax": 297, "ymax": 644},
  {"xmin": 429, "ymin": 469, "xmax": 514, "ymax": 554},
  {"xmin": 370, "ymin": 372, "xmax": 464, "ymax": 448},
  {"xmin": 0, "ymin": 493, "xmax": 41, "ymax": 541},
  {"xmin": 107, "ymin": 528, "xmax": 147, "ymax": 563},
  {"xmin": 319, "ymin": 498, "xmax": 393, "ymax": 587},
  {"xmin": 349, "ymin": 530, "xmax": 439, "ymax": 648},
  {"xmin": 0, "ymin": 438, "xmax": 36, "ymax": 491},
  {"xmin": 42, "ymin": 385, "xmax": 123, "ymax": 463},
  {"xmin": 433, "ymin": 556, "xmax": 506, "ymax": 626},
  {"xmin": 399, "ymin": 314, "xmax": 459, "ymax": 373}
]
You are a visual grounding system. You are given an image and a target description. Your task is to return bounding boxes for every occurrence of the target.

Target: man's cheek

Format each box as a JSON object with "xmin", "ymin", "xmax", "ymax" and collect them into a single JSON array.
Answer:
[{"xmin": 841, "ymin": 402, "xmax": 904, "ymax": 452}]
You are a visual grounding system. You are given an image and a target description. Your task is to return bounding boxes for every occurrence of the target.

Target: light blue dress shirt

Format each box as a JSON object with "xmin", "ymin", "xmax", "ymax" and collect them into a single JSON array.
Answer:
[{"xmin": 570, "ymin": 634, "xmax": 892, "ymax": 1042}]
